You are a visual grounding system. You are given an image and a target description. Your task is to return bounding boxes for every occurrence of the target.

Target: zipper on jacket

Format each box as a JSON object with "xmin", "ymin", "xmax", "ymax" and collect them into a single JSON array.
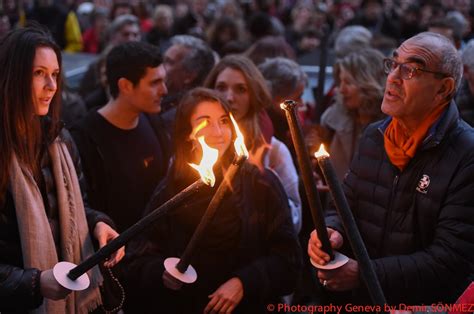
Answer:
[{"xmin": 380, "ymin": 174, "xmax": 399, "ymax": 256}]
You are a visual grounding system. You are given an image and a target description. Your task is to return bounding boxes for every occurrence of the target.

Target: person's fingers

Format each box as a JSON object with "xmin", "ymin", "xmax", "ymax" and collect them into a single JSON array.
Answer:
[
  {"xmin": 316, "ymin": 181, "xmax": 330, "ymax": 192},
  {"xmin": 219, "ymin": 301, "xmax": 232, "ymax": 314},
  {"xmin": 309, "ymin": 230, "xmax": 322, "ymax": 247},
  {"xmin": 308, "ymin": 232, "xmax": 331, "ymax": 263},
  {"xmin": 317, "ymin": 270, "xmax": 331, "ymax": 281},
  {"xmin": 204, "ymin": 295, "xmax": 220, "ymax": 314},
  {"xmin": 209, "ymin": 297, "xmax": 226, "ymax": 314},
  {"xmin": 307, "ymin": 241, "xmax": 328, "ymax": 265},
  {"xmin": 328, "ymin": 229, "xmax": 343, "ymax": 249},
  {"xmin": 105, "ymin": 246, "xmax": 125, "ymax": 267}
]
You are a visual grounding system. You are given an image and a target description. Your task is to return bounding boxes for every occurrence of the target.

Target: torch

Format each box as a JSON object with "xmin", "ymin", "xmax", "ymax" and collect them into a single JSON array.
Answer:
[
  {"xmin": 52, "ymin": 124, "xmax": 219, "ymax": 291},
  {"xmin": 315, "ymin": 144, "xmax": 387, "ymax": 305},
  {"xmin": 164, "ymin": 113, "xmax": 249, "ymax": 284},
  {"xmin": 281, "ymin": 100, "xmax": 348, "ymax": 270}
]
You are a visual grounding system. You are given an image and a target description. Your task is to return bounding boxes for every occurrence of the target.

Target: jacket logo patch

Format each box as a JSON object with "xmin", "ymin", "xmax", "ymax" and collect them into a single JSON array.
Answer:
[{"xmin": 416, "ymin": 174, "xmax": 430, "ymax": 194}]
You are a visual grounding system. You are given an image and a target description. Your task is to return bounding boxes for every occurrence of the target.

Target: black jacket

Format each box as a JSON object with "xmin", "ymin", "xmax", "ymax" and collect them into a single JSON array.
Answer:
[
  {"xmin": 326, "ymin": 102, "xmax": 474, "ymax": 304},
  {"xmin": 0, "ymin": 122, "xmax": 114, "ymax": 312},
  {"xmin": 123, "ymin": 161, "xmax": 302, "ymax": 313}
]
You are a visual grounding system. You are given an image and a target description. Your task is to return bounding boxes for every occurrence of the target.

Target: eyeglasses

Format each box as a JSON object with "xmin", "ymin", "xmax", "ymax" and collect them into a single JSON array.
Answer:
[{"xmin": 383, "ymin": 58, "xmax": 450, "ymax": 80}]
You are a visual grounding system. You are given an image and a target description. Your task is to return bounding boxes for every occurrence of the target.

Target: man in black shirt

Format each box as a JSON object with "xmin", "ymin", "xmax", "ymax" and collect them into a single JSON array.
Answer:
[{"xmin": 71, "ymin": 42, "xmax": 171, "ymax": 232}]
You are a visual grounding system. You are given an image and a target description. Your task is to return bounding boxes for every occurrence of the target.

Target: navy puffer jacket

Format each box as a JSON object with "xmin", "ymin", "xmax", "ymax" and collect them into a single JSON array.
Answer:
[{"xmin": 326, "ymin": 102, "xmax": 474, "ymax": 304}]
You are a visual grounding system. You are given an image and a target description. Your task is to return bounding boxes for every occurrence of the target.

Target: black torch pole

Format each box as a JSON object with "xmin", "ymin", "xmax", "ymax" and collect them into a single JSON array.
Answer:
[
  {"xmin": 314, "ymin": 24, "xmax": 330, "ymax": 124},
  {"xmin": 317, "ymin": 154, "xmax": 387, "ymax": 306},
  {"xmin": 176, "ymin": 155, "xmax": 247, "ymax": 273},
  {"xmin": 68, "ymin": 180, "xmax": 208, "ymax": 280},
  {"xmin": 281, "ymin": 100, "xmax": 333, "ymax": 259}
]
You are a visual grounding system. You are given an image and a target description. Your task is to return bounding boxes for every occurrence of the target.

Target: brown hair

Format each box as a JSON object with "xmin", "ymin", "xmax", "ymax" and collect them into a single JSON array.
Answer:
[
  {"xmin": 244, "ymin": 36, "xmax": 296, "ymax": 66},
  {"xmin": 173, "ymin": 87, "xmax": 236, "ymax": 181},
  {"xmin": 204, "ymin": 55, "xmax": 272, "ymax": 151}
]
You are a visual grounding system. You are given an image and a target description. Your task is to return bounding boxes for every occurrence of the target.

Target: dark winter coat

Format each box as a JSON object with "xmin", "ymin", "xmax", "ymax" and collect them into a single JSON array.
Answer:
[{"xmin": 326, "ymin": 102, "xmax": 474, "ymax": 304}]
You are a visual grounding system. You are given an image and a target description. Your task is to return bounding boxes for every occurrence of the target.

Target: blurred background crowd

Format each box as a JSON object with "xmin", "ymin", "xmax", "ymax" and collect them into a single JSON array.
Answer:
[{"xmin": 2, "ymin": 0, "xmax": 474, "ymax": 128}]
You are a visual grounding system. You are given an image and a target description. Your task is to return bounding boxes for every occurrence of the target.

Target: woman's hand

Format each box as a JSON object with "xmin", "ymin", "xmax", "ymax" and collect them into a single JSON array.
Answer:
[
  {"xmin": 40, "ymin": 269, "xmax": 71, "ymax": 300},
  {"xmin": 93, "ymin": 222, "xmax": 125, "ymax": 268},
  {"xmin": 204, "ymin": 277, "xmax": 244, "ymax": 314}
]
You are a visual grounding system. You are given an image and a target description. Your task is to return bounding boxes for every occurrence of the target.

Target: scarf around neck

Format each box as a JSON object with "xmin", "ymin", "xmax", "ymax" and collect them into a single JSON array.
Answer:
[
  {"xmin": 9, "ymin": 138, "xmax": 103, "ymax": 314},
  {"xmin": 384, "ymin": 104, "xmax": 447, "ymax": 171}
]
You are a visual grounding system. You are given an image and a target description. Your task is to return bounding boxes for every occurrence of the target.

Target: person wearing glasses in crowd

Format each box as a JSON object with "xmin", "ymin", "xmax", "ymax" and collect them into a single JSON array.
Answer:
[{"xmin": 308, "ymin": 32, "xmax": 474, "ymax": 306}]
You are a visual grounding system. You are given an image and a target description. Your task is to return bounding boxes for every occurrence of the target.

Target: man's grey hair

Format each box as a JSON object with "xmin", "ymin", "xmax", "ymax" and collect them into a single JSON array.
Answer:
[
  {"xmin": 334, "ymin": 26, "xmax": 372, "ymax": 58},
  {"xmin": 258, "ymin": 57, "xmax": 307, "ymax": 99},
  {"xmin": 108, "ymin": 14, "xmax": 139, "ymax": 35},
  {"xmin": 446, "ymin": 11, "xmax": 469, "ymax": 41},
  {"xmin": 170, "ymin": 35, "xmax": 215, "ymax": 86},
  {"xmin": 461, "ymin": 39, "xmax": 474, "ymax": 70},
  {"xmin": 410, "ymin": 32, "xmax": 463, "ymax": 93}
]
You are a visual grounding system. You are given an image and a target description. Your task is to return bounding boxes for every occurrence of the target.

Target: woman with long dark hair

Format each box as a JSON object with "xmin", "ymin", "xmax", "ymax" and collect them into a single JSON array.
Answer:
[
  {"xmin": 123, "ymin": 88, "xmax": 301, "ymax": 313},
  {"xmin": 0, "ymin": 26, "xmax": 123, "ymax": 313}
]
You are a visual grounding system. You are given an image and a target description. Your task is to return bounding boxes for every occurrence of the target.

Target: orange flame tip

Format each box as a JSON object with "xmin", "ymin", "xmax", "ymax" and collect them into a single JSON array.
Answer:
[{"xmin": 229, "ymin": 113, "xmax": 249, "ymax": 158}]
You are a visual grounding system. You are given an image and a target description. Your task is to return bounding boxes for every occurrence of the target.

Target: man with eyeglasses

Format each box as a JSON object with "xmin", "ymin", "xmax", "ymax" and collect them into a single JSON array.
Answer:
[{"xmin": 308, "ymin": 32, "xmax": 474, "ymax": 306}]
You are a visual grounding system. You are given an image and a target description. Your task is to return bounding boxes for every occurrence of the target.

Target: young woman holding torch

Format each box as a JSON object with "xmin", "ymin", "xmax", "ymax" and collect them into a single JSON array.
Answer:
[{"xmin": 122, "ymin": 88, "xmax": 301, "ymax": 313}]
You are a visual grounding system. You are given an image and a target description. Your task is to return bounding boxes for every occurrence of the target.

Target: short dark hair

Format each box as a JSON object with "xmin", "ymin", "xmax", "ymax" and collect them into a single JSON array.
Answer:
[{"xmin": 106, "ymin": 41, "xmax": 162, "ymax": 98}]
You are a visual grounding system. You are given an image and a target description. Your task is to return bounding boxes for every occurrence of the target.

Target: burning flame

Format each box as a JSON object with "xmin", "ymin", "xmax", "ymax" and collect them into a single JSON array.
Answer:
[
  {"xmin": 191, "ymin": 120, "xmax": 208, "ymax": 139},
  {"xmin": 189, "ymin": 120, "xmax": 219, "ymax": 187},
  {"xmin": 314, "ymin": 144, "xmax": 330, "ymax": 158},
  {"xmin": 229, "ymin": 113, "xmax": 249, "ymax": 158}
]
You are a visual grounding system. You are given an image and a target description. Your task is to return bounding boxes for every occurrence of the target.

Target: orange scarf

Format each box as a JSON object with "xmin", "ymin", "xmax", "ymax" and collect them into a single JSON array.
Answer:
[{"xmin": 384, "ymin": 104, "xmax": 447, "ymax": 171}]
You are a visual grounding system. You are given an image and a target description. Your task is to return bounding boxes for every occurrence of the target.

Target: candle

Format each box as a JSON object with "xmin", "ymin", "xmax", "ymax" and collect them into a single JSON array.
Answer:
[
  {"xmin": 280, "ymin": 100, "xmax": 334, "ymax": 259},
  {"xmin": 68, "ymin": 179, "xmax": 208, "ymax": 280},
  {"xmin": 315, "ymin": 144, "xmax": 387, "ymax": 306},
  {"xmin": 175, "ymin": 155, "xmax": 247, "ymax": 273}
]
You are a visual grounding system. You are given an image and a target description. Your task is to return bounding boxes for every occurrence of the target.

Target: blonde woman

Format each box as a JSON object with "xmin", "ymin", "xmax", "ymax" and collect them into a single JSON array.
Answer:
[{"xmin": 321, "ymin": 48, "xmax": 386, "ymax": 180}]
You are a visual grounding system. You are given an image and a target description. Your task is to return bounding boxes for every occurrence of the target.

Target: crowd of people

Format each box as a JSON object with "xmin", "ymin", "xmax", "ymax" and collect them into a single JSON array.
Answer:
[{"xmin": 1, "ymin": 0, "xmax": 474, "ymax": 313}]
